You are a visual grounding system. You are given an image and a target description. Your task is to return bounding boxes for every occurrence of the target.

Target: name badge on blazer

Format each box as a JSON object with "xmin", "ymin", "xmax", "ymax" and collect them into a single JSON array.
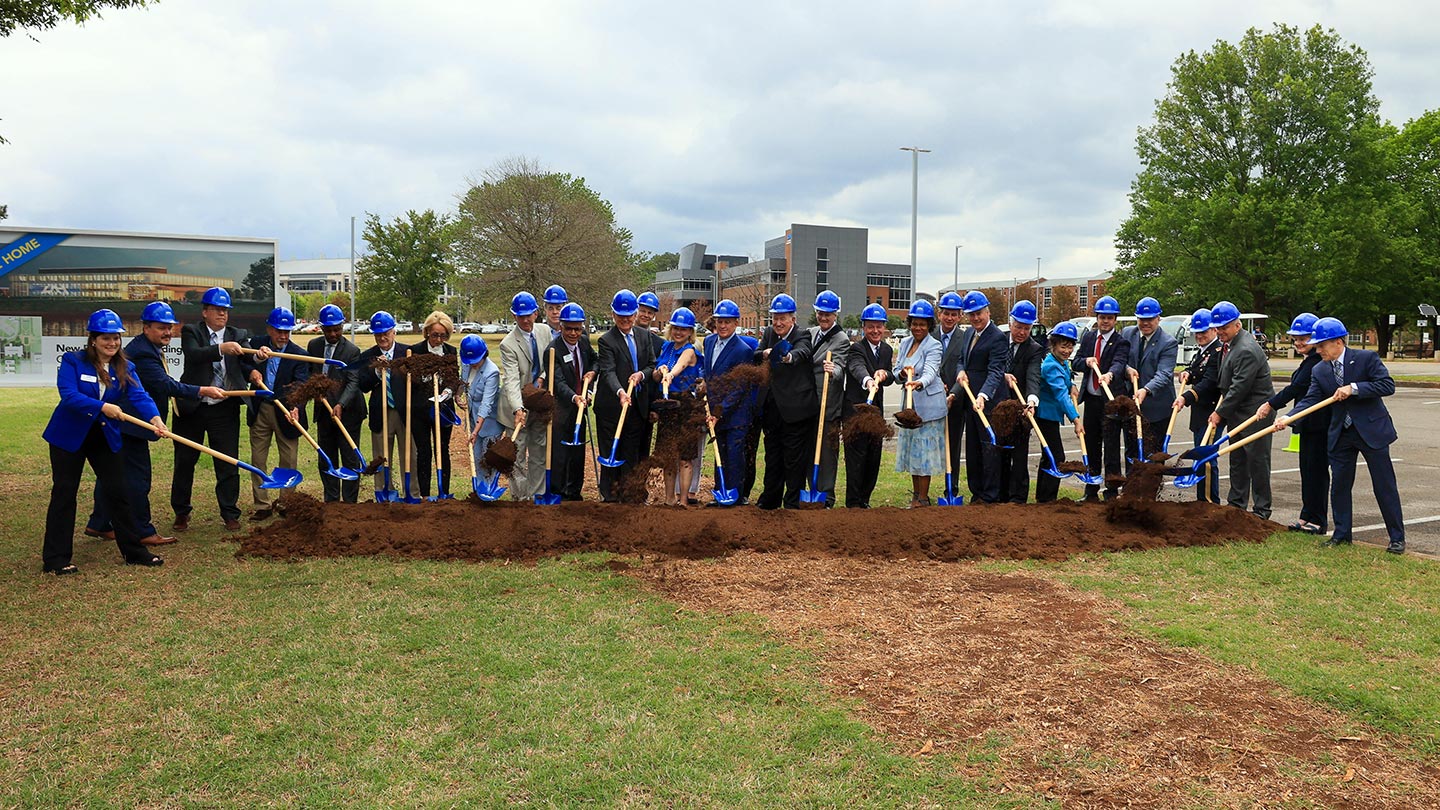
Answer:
[
  {"xmin": 80, "ymin": 374, "xmax": 98, "ymax": 382},
  {"xmin": 561, "ymin": 354, "xmax": 573, "ymax": 364}
]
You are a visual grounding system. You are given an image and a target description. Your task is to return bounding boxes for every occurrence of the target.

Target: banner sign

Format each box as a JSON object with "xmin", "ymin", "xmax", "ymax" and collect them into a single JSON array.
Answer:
[{"xmin": 0, "ymin": 232, "xmax": 71, "ymax": 278}]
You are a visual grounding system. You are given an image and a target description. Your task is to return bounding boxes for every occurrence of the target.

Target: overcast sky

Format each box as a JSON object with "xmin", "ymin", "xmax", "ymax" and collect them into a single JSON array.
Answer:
[{"xmin": 3, "ymin": 0, "xmax": 1435, "ymax": 296}]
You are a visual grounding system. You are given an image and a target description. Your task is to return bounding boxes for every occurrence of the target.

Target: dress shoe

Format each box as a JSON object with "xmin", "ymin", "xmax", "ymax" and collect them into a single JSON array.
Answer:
[
  {"xmin": 140, "ymin": 534, "xmax": 177, "ymax": 547},
  {"xmin": 224, "ymin": 518, "xmax": 242, "ymax": 531},
  {"xmin": 45, "ymin": 564, "xmax": 80, "ymax": 576},
  {"xmin": 125, "ymin": 554, "xmax": 164, "ymax": 567},
  {"xmin": 1322, "ymin": 537, "xmax": 1353, "ymax": 547},
  {"xmin": 172, "ymin": 515, "xmax": 190, "ymax": 532},
  {"xmin": 83, "ymin": 527, "xmax": 115, "ymax": 540},
  {"xmin": 250, "ymin": 508, "xmax": 274, "ymax": 521},
  {"xmin": 1387, "ymin": 540, "xmax": 1406, "ymax": 555},
  {"xmin": 1288, "ymin": 521, "xmax": 1324, "ymax": 535}
]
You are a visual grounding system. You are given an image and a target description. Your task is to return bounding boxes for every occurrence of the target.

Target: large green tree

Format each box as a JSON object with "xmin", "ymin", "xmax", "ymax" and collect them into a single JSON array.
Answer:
[
  {"xmin": 449, "ymin": 157, "xmax": 636, "ymax": 318},
  {"xmin": 633, "ymin": 251, "xmax": 678, "ymax": 289},
  {"xmin": 0, "ymin": 0, "xmax": 152, "ymax": 38},
  {"xmin": 238, "ymin": 256, "xmax": 274, "ymax": 302},
  {"xmin": 356, "ymin": 209, "xmax": 451, "ymax": 322},
  {"xmin": 1113, "ymin": 25, "xmax": 1390, "ymax": 323}
]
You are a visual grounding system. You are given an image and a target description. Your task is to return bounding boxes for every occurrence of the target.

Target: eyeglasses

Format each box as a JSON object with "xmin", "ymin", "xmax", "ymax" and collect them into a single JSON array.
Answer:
[{"xmin": 426, "ymin": 331, "xmax": 448, "ymax": 339}]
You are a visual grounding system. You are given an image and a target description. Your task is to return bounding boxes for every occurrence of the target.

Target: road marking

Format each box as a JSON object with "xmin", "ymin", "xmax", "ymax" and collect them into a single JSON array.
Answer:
[
  {"xmin": 1352, "ymin": 515, "xmax": 1440, "ymax": 533},
  {"xmin": 1215, "ymin": 459, "xmax": 1406, "ymax": 482},
  {"xmin": 1028, "ymin": 439, "xmax": 1194, "ymax": 459},
  {"xmin": 1423, "ymin": 400, "xmax": 1440, "ymax": 406}
]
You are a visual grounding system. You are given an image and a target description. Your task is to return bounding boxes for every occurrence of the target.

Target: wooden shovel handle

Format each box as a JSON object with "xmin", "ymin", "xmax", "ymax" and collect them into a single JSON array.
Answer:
[
  {"xmin": 958, "ymin": 373, "xmax": 995, "ymax": 432},
  {"xmin": 239, "ymin": 346, "xmax": 332, "ymax": 366},
  {"xmin": 613, "ymin": 378, "xmax": 638, "ymax": 438},
  {"xmin": 812, "ymin": 351, "xmax": 832, "ymax": 466},
  {"xmin": 255, "ymin": 379, "xmax": 322, "ymax": 452},
  {"xmin": 1200, "ymin": 395, "xmax": 1225, "ymax": 446},
  {"xmin": 1008, "ymin": 378, "xmax": 1047, "ymax": 448},
  {"xmin": 1163, "ymin": 383, "xmax": 1189, "ymax": 442},
  {"xmin": 1217, "ymin": 397, "xmax": 1338, "ymax": 459},
  {"xmin": 116, "ymin": 411, "xmax": 241, "ymax": 466},
  {"xmin": 318, "ymin": 396, "xmax": 361, "ymax": 452}
]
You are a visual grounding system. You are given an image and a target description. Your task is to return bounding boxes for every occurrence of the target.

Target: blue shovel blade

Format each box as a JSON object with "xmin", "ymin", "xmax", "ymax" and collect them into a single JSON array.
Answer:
[
  {"xmin": 262, "ymin": 468, "xmax": 303, "ymax": 489},
  {"xmin": 599, "ymin": 439, "xmax": 626, "ymax": 468},
  {"xmin": 1040, "ymin": 448, "xmax": 1066, "ymax": 479}
]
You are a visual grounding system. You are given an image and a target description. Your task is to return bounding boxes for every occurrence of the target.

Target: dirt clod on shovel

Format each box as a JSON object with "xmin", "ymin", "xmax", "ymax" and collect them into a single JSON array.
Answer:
[
  {"xmin": 483, "ymin": 436, "xmax": 517, "ymax": 475},
  {"xmin": 521, "ymin": 383, "xmax": 555, "ymax": 422},
  {"xmin": 284, "ymin": 374, "xmax": 339, "ymax": 409},
  {"xmin": 894, "ymin": 409, "xmax": 923, "ymax": 429},
  {"xmin": 1056, "ymin": 461, "xmax": 1088, "ymax": 474},
  {"xmin": 989, "ymin": 399, "xmax": 1025, "ymax": 439},
  {"xmin": 1105, "ymin": 395, "xmax": 1140, "ymax": 420},
  {"xmin": 844, "ymin": 408, "xmax": 894, "ymax": 445}
]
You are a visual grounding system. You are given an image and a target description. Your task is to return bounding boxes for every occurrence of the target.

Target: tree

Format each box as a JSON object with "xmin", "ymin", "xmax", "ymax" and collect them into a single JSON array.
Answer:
[
  {"xmin": 1, "ymin": 0, "xmax": 152, "ymax": 39},
  {"xmin": 238, "ymin": 256, "xmax": 273, "ymax": 302},
  {"xmin": 1113, "ymin": 25, "xmax": 1388, "ymax": 321},
  {"xmin": 634, "ymin": 251, "xmax": 678, "ymax": 288},
  {"xmin": 356, "ymin": 209, "xmax": 451, "ymax": 322},
  {"xmin": 450, "ymin": 156, "xmax": 636, "ymax": 318},
  {"xmin": 1050, "ymin": 285, "xmax": 1081, "ymax": 322}
]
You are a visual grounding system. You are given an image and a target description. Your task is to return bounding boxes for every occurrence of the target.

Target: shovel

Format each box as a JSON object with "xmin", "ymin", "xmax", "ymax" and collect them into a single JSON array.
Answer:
[
  {"xmin": 700, "ymin": 391, "xmax": 738, "ymax": 506},
  {"xmin": 799, "ymin": 350, "xmax": 833, "ymax": 505},
  {"xmin": 429, "ymin": 374, "xmax": 455, "ymax": 501},
  {"xmin": 956, "ymin": 373, "xmax": 1010, "ymax": 448},
  {"xmin": 936, "ymin": 414, "xmax": 964, "ymax": 505},
  {"xmin": 399, "ymin": 349, "xmax": 423, "ymax": 503},
  {"xmin": 562, "ymin": 375, "xmax": 594, "ymax": 447},
  {"xmin": 239, "ymin": 346, "xmax": 346, "ymax": 368},
  {"xmin": 1175, "ymin": 396, "xmax": 1338, "ymax": 488},
  {"xmin": 255, "ymin": 379, "xmax": 357, "ymax": 481},
  {"xmin": 1188, "ymin": 395, "xmax": 1223, "ymax": 501},
  {"xmin": 1073, "ymin": 429, "xmax": 1104, "ymax": 487},
  {"xmin": 1160, "ymin": 379, "xmax": 1190, "ymax": 454},
  {"xmin": 599, "ymin": 379, "xmax": 638, "ymax": 468},
  {"xmin": 535, "ymin": 348, "xmax": 562, "ymax": 505},
  {"xmin": 316, "ymin": 395, "xmax": 366, "ymax": 478},
  {"xmin": 374, "ymin": 364, "xmax": 400, "ymax": 503},
  {"xmin": 1010, "ymin": 379, "xmax": 1064, "ymax": 479},
  {"xmin": 1180, "ymin": 409, "xmax": 1265, "ymax": 461},
  {"xmin": 118, "ymin": 412, "xmax": 302, "ymax": 489},
  {"xmin": 1127, "ymin": 368, "xmax": 1146, "ymax": 461}
]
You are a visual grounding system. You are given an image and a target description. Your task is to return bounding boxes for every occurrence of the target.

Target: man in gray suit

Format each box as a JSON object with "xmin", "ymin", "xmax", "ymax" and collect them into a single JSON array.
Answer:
[
  {"xmin": 1209, "ymin": 300, "xmax": 1274, "ymax": 519},
  {"xmin": 307, "ymin": 304, "xmax": 365, "ymax": 502},
  {"xmin": 498, "ymin": 292, "xmax": 555, "ymax": 500},
  {"xmin": 808, "ymin": 290, "xmax": 849, "ymax": 506},
  {"xmin": 1120, "ymin": 296, "xmax": 1179, "ymax": 460}
]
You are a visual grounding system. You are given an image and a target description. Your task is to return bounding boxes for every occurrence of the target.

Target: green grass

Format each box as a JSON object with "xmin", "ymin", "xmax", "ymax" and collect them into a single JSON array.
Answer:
[
  {"xmin": 0, "ymin": 389, "xmax": 1028, "ymax": 807},
  {"xmin": 1394, "ymin": 374, "xmax": 1440, "ymax": 383}
]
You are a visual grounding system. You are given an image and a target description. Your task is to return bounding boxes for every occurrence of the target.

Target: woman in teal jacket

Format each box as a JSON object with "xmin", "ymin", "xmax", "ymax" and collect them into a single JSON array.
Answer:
[
  {"xmin": 42, "ymin": 309, "xmax": 168, "ymax": 574},
  {"xmin": 1034, "ymin": 322, "xmax": 1084, "ymax": 503}
]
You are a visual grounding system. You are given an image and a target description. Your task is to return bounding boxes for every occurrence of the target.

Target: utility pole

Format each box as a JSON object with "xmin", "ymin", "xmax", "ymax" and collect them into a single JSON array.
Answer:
[
  {"xmin": 349, "ymin": 216, "xmax": 356, "ymax": 329},
  {"xmin": 899, "ymin": 146, "xmax": 930, "ymax": 306}
]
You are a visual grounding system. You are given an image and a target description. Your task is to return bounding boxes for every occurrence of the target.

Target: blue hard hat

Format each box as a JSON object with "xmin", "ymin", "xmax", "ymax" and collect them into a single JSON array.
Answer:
[
  {"xmin": 267, "ymin": 307, "xmax": 297, "ymax": 331},
  {"xmin": 559, "ymin": 303, "xmax": 586, "ymax": 323},
  {"xmin": 1049, "ymin": 321, "xmax": 1080, "ymax": 342},
  {"xmin": 768, "ymin": 293, "xmax": 797, "ymax": 314},
  {"xmin": 813, "ymin": 290, "xmax": 841, "ymax": 313},
  {"xmin": 201, "ymin": 287, "xmax": 232, "ymax": 308},
  {"xmin": 1188, "ymin": 308, "xmax": 1212, "ymax": 331},
  {"xmin": 1306, "ymin": 317, "xmax": 1348, "ymax": 345},
  {"xmin": 543, "ymin": 284, "xmax": 568, "ymax": 305},
  {"xmin": 961, "ymin": 290, "xmax": 989, "ymax": 313},
  {"xmin": 87, "ymin": 308, "xmax": 125, "ymax": 334},
  {"xmin": 1093, "ymin": 295, "xmax": 1120, "ymax": 315},
  {"xmin": 907, "ymin": 300, "xmax": 936, "ymax": 320},
  {"xmin": 938, "ymin": 291, "xmax": 964, "ymax": 311},
  {"xmin": 1287, "ymin": 312, "xmax": 1319, "ymax": 336},
  {"xmin": 369, "ymin": 310, "xmax": 397, "ymax": 334},
  {"xmin": 1010, "ymin": 300, "xmax": 1038, "ymax": 325},
  {"xmin": 638, "ymin": 291, "xmax": 661, "ymax": 311},
  {"xmin": 860, "ymin": 303, "xmax": 888, "ymax": 322},
  {"xmin": 510, "ymin": 292, "xmax": 539, "ymax": 317},
  {"xmin": 611, "ymin": 289, "xmax": 639, "ymax": 316},
  {"xmin": 141, "ymin": 301, "xmax": 178, "ymax": 324},
  {"xmin": 1210, "ymin": 300, "xmax": 1240, "ymax": 327},
  {"xmin": 669, "ymin": 307, "xmax": 697, "ymax": 329},
  {"xmin": 713, "ymin": 299, "xmax": 741, "ymax": 319},
  {"xmin": 317, "ymin": 304, "xmax": 346, "ymax": 327},
  {"xmin": 459, "ymin": 335, "xmax": 489, "ymax": 365},
  {"xmin": 1135, "ymin": 296, "xmax": 1162, "ymax": 318}
]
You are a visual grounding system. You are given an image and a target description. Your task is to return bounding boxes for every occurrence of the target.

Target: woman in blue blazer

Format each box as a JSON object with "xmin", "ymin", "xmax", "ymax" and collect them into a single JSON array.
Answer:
[
  {"xmin": 893, "ymin": 301, "xmax": 946, "ymax": 507},
  {"xmin": 42, "ymin": 310, "xmax": 168, "ymax": 574},
  {"xmin": 1034, "ymin": 322, "xmax": 1084, "ymax": 502},
  {"xmin": 461, "ymin": 335, "xmax": 503, "ymax": 478}
]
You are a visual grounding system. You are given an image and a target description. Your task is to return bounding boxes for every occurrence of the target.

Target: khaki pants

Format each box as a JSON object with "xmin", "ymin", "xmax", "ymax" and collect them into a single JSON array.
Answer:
[
  {"xmin": 250, "ymin": 404, "xmax": 300, "ymax": 508},
  {"xmin": 370, "ymin": 406, "xmax": 415, "ymax": 492},
  {"xmin": 511, "ymin": 419, "xmax": 548, "ymax": 500}
]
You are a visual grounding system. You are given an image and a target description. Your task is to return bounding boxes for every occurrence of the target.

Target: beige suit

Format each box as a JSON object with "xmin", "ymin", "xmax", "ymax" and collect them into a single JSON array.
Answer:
[{"xmin": 498, "ymin": 322, "xmax": 555, "ymax": 499}]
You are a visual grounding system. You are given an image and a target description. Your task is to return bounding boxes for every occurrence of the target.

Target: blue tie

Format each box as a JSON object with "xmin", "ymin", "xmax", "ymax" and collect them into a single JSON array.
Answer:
[
  {"xmin": 385, "ymin": 350, "xmax": 394, "ymax": 409},
  {"xmin": 265, "ymin": 355, "xmax": 279, "ymax": 391},
  {"xmin": 712, "ymin": 338, "xmax": 726, "ymax": 370},
  {"xmin": 626, "ymin": 331, "xmax": 638, "ymax": 372}
]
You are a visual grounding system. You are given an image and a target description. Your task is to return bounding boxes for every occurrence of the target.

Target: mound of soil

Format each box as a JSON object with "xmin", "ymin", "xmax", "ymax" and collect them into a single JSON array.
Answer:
[
  {"xmin": 843, "ymin": 407, "xmax": 893, "ymax": 445},
  {"xmin": 1105, "ymin": 394, "xmax": 1139, "ymax": 420},
  {"xmin": 239, "ymin": 493, "xmax": 1279, "ymax": 564},
  {"xmin": 894, "ymin": 408, "xmax": 923, "ymax": 429},
  {"xmin": 520, "ymin": 383, "xmax": 555, "ymax": 422},
  {"xmin": 482, "ymin": 436, "xmax": 517, "ymax": 474},
  {"xmin": 989, "ymin": 399, "xmax": 1024, "ymax": 438}
]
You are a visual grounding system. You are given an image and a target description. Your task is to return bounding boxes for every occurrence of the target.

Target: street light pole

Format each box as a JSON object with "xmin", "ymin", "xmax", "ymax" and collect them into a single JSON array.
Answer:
[
  {"xmin": 953, "ymin": 244, "xmax": 962, "ymax": 293},
  {"xmin": 1035, "ymin": 257, "xmax": 1042, "ymax": 319},
  {"xmin": 900, "ymin": 146, "xmax": 930, "ymax": 305},
  {"xmin": 349, "ymin": 216, "xmax": 356, "ymax": 328}
]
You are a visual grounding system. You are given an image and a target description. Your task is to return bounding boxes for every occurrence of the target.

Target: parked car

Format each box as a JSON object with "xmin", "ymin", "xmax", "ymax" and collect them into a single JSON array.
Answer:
[
  {"xmin": 458, "ymin": 322, "xmax": 483, "ymax": 333},
  {"xmin": 396, "ymin": 320, "xmax": 415, "ymax": 333}
]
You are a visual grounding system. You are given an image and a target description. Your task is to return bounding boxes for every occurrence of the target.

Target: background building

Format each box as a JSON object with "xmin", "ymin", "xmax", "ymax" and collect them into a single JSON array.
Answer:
[{"xmin": 939, "ymin": 271, "xmax": 1110, "ymax": 323}]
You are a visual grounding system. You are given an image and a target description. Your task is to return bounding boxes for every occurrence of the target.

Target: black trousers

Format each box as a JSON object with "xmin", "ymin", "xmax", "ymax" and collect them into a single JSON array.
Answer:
[
  {"xmin": 1080, "ymin": 393, "xmax": 1123, "ymax": 500},
  {"xmin": 171, "ymin": 400, "xmax": 243, "ymax": 522},
  {"xmin": 1123, "ymin": 416, "xmax": 1169, "ymax": 468},
  {"xmin": 742, "ymin": 421, "xmax": 762, "ymax": 500},
  {"xmin": 411, "ymin": 419, "xmax": 454, "ymax": 498},
  {"xmin": 997, "ymin": 423, "xmax": 1032, "ymax": 503},
  {"xmin": 1297, "ymin": 430, "xmax": 1330, "ymax": 530},
  {"xmin": 596, "ymin": 410, "xmax": 650, "ymax": 502},
  {"xmin": 963, "ymin": 407, "xmax": 1001, "ymax": 503},
  {"xmin": 844, "ymin": 435, "xmax": 884, "ymax": 508},
  {"xmin": 757, "ymin": 407, "xmax": 816, "ymax": 510},
  {"xmin": 712, "ymin": 426, "xmax": 748, "ymax": 498},
  {"xmin": 87, "ymin": 433, "xmax": 155, "ymax": 536},
  {"xmin": 553, "ymin": 418, "xmax": 588, "ymax": 501},
  {"xmin": 944, "ymin": 403, "xmax": 965, "ymax": 486},
  {"xmin": 316, "ymin": 411, "xmax": 364, "ymax": 503},
  {"xmin": 45, "ymin": 425, "xmax": 151, "ymax": 570},
  {"xmin": 1034, "ymin": 418, "xmax": 1067, "ymax": 503}
]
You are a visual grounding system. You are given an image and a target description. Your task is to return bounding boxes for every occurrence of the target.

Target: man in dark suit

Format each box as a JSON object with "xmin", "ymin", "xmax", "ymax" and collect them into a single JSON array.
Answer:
[
  {"xmin": 997, "ymin": 301, "xmax": 1045, "ymax": 503},
  {"xmin": 1173, "ymin": 309, "xmax": 1223, "ymax": 502},
  {"xmin": 1258, "ymin": 313, "xmax": 1331, "ymax": 533},
  {"xmin": 935, "ymin": 291, "xmax": 967, "ymax": 493},
  {"xmin": 244, "ymin": 307, "xmax": 309, "ymax": 519},
  {"xmin": 808, "ymin": 290, "xmax": 849, "ymax": 506},
  {"xmin": 1072, "ymin": 295, "xmax": 1130, "ymax": 500},
  {"xmin": 596, "ymin": 290, "xmax": 656, "ymax": 502},
  {"xmin": 1121, "ymin": 296, "xmax": 1179, "ymax": 460},
  {"xmin": 842, "ymin": 303, "xmax": 895, "ymax": 508},
  {"xmin": 172, "ymin": 286, "xmax": 250, "ymax": 532},
  {"xmin": 307, "ymin": 304, "xmax": 364, "ymax": 503},
  {"xmin": 354, "ymin": 311, "xmax": 412, "ymax": 498},
  {"xmin": 635, "ymin": 291, "xmax": 666, "ymax": 460},
  {"xmin": 754, "ymin": 293, "xmax": 817, "ymax": 509},
  {"xmin": 946, "ymin": 290, "xmax": 1008, "ymax": 503},
  {"xmin": 87, "ymin": 301, "xmax": 225, "ymax": 546},
  {"xmin": 1209, "ymin": 301, "xmax": 1274, "ymax": 520},
  {"xmin": 701, "ymin": 299, "xmax": 760, "ymax": 506},
  {"xmin": 549, "ymin": 303, "xmax": 598, "ymax": 501},
  {"xmin": 1280, "ymin": 317, "xmax": 1405, "ymax": 554}
]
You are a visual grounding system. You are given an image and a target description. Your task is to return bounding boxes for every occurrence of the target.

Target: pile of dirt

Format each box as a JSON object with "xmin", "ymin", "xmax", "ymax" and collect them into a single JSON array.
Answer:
[
  {"xmin": 482, "ymin": 436, "xmax": 517, "ymax": 474},
  {"xmin": 283, "ymin": 374, "xmax": 339, "ymax": 408},
  {"xmin": 989, "ymin": 399, "xmax": 1024, "ymax": 438},
  {"xmin": 520, "ymin": 383, "xmax": 555, "ymax": 422},
  {"xmin": 843, "ymin": 407, "xmax": 893, "ymax": 445},
  {"xmin": 651, "ymin": 392, "xmax": 707, "ymax": 466},
  {"xmin": 1105, "ymin": 394, "xmax": 1140, "ymax": 420},
  {"xmin": 703, "ymin": 363, "xmax": 768, "ymax": 422},
  {"xmin": 239, "ymin": 493, "xmax": 1279, "ymax": 564}
]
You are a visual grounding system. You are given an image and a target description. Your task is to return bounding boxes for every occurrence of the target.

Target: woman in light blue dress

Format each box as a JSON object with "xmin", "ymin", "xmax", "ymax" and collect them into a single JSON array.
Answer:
[{"xmin": 893, "ymin": 300, "xmax": 946, "ymax": 507}]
